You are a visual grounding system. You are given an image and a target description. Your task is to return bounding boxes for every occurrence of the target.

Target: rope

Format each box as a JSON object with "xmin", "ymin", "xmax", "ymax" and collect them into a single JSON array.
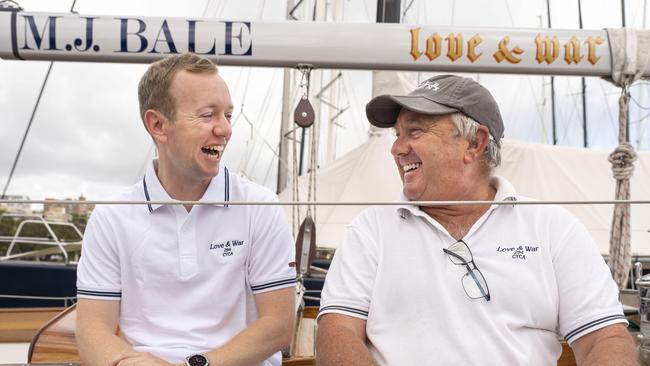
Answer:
[
  {"xmin": 292, "ymin": 65, "xmax": 315, "ymax": 236},
  {"xmin": 608, "ymin": 79, "xmax": 638, "ymax": 289},
  {"xmin": 292, "ymin": 120, "xmax": 300, "ymax": 238},
  {"xmin": 307, "ymin": 80, "xmax": 318, "ymax": 223}
]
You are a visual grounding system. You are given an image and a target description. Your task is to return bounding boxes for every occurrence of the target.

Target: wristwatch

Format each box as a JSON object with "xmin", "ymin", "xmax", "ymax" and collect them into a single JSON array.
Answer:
[{"xmin": 185, "ymin": 354, "xmax": 209, "ymax": 366}]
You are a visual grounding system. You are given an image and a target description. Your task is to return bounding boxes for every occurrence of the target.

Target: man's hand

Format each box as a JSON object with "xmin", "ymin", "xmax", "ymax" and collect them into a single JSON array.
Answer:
[{"xmin": 113, "ymin": 351, "xmax": 176, "ymax": 366}]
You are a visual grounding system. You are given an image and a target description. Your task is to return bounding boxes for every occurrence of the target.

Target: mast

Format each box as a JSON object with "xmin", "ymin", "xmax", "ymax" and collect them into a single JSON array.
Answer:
[
  {"xmin": 638, "ymin": 0, "xmax": 648, "ymax": 149},
  {"xmin": 621, "ymin": 0, "xmax": 629, "ymax": 142},
  {"xmin": 546, "ymin": 0, "xmax": 558, "ymax": 145},
  {"xmin": 578, "ymin": 0, "xmax": 588, "ymax": 147},
  {"xmin": 276, "ymin": 0, "xmax": 295, "ymax": 193},
  {"xmin": 376, "ymin": 0, "xmax": 400, "ymax": 23}
]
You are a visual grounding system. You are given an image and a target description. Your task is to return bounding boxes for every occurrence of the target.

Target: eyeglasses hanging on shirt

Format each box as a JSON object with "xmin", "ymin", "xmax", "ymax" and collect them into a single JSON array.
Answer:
[{"xmin": 443, "ymin": 240, "xmax": 491, "ymax": 301}]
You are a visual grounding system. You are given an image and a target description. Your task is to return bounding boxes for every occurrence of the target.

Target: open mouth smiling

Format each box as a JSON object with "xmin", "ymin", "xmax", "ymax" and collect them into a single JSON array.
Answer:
[
  {"xmin": 402, "ymin": 162, "xmax": 422, "ymax": 173},
  {"xmin": 201, "ymin": 144, "xmax": 224, "ymax": 158}
]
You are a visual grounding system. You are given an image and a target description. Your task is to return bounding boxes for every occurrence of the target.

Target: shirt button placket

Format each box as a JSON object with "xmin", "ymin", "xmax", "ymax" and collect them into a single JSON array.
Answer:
[{"xmin": 178, "ymin": 213, "xmax": 198, "ymax": 279}]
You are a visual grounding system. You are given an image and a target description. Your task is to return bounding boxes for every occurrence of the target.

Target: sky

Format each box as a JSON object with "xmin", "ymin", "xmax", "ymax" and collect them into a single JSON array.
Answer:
[{"xmin": 1, "ymin": 0, "xmax": 649, "ymax": 203}]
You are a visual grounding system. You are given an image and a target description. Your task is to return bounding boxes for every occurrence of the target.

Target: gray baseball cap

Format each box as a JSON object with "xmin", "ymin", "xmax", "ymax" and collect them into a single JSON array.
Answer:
[{"xmin": 366, "ymin": 75, "xmax": 504, "ymax": 142}]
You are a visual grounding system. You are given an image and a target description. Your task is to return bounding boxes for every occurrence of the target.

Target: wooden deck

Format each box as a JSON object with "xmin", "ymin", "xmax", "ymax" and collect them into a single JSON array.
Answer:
[
  {"xmin": 0, "ymin": 308, "xmax": 65, "ymax": 342},
  {"xmin": 28, "ymin": 305, "xmax": 79, "ymax": 363},
  {"xmin": 6, "ymin": 305, "xmax": 625, "ymax": 366}
]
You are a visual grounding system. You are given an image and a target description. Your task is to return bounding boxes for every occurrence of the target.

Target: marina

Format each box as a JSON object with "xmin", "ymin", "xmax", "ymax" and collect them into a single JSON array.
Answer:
[{"xmin": 1, "ymin": 0, "xmax": 650, "ymax": 364}]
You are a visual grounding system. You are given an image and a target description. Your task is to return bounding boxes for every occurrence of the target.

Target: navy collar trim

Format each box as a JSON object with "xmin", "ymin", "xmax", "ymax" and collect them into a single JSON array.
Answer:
[
  {"xmin": 143, "ymin": 176, "xmax": 153, "ymax": 213},
  {"xmin": 224, "ymin": 167, "xmax": 230, "ymax": 208},
  {"xmin": 142, "ymin": 166, "xmax": 231, "ymax": 212}
]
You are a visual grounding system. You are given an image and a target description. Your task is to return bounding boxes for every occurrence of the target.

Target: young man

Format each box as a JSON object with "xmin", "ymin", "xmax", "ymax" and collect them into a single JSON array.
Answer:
[
  {"xmin": 76, "ymin": 53, "xmax": 296, "ymax": 366},
  {"xmin": 316, "ymin": 75, "xmax": 638, "ymax": 365}
]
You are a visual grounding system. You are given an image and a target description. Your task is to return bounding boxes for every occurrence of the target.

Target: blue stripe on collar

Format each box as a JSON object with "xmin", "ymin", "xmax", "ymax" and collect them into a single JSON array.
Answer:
[
  {"xmin": 224, "ymin": 167, "xmax": 230, "ymax": 208},
  {"xmin": 142, "ymin": 176, "xmax": 153, "ymax": 213}
]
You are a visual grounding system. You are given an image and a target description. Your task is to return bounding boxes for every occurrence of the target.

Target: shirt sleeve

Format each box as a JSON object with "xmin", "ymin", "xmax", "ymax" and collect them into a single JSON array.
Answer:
[
  {"xmin": 247, "ymin": 196, "xmax": 296, "ymax": 294},
  {"xmin": 76, "ymin": 207, "xmax": 122, "ymax": 300},
  {"xmin": 553, "ymin": 214, "xmax": 627, "ymax": 344},
  {"xmin": 318, "ymin": 214, "xmax": 379, "ymax": 321}
]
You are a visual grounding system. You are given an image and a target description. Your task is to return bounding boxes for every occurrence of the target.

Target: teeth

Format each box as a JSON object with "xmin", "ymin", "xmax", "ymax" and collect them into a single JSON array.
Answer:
[
  {"xmin": 402, "ymin": 163, "xmax": 421, "ymax": 172},
  {"xmin": 202, "ymin": 144, "xmax": 225, "ymax": 156}
]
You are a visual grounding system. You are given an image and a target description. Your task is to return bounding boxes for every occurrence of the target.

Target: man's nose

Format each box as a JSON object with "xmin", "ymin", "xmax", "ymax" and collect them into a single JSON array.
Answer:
[
  {"xmin": 391, "ymin": 135, "xmax": 409, "ymax": 156},
  {"xmin": 213, "ymin": 116, "xmax": 232, "ymax": 137}
]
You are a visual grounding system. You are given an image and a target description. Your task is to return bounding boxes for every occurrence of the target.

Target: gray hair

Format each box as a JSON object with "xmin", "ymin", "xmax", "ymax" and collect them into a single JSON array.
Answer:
[{"xmin": 449, "ymin": 112, "xmax": 501, "ymax": 169}]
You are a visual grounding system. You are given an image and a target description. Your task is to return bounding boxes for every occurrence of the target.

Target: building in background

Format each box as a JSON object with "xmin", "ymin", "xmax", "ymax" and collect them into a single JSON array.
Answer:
[
  {"xmin": 43, "ymin": 195, "xmax": 95, "ymax": 223},
  {"xmin": 0, "ymin": 195, "xmax": 33, "ymax": 215}
]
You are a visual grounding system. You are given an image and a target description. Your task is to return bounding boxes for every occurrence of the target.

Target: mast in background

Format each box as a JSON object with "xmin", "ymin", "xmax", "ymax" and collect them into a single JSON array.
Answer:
[
  {"xmin": 546, "ymin": 0, "xmax": 558, "ymax": 145},
  {"xmin": 578, "ymin": 0, "xmax": 588, "ymax": 147},
  {"xmin": 622, "ymin": 0, "xmax": 629, "ymax": 142},
  {"xmin": 276, "ymin": 0, "xmax": 295, "ymax": 193},
  {"xmin": 638, "ymin": 0, "xmax": 648, "ymax": 149}
]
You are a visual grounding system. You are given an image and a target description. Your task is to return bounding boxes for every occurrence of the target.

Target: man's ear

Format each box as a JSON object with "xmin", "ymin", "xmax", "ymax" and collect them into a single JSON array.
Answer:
[
  {"xmin": 464, "ymin": 125, "xmax": 490, "ymax": 164},
  {"xmin": 143, "ymin": 109, "xmax": 168, "ymax": 144}
]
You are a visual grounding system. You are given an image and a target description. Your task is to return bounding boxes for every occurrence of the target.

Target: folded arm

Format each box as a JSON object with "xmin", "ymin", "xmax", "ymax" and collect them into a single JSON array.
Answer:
[
  {"xmin": 76, "ymin": 298, "xmax": 160, "ymax": 366},
  {"xmin": 201, "ymin": 287, "xmax": 295, "ymax": 366}
]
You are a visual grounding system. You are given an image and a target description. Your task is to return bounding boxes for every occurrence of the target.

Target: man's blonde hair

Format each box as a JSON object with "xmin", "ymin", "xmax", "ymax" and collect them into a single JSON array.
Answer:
[{"xmin": 138, "ymin": 53, "xmax": 218, "ymax": 121}]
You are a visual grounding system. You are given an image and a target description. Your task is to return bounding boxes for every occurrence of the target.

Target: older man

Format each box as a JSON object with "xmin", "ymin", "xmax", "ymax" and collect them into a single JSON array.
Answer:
[
  {"xmin": 316, "ymin": 75, "xmax": 637, "ymax": 365},
  {"xmin": 76, "ymin": 53, "xmax": 296, "ymax": 366}
]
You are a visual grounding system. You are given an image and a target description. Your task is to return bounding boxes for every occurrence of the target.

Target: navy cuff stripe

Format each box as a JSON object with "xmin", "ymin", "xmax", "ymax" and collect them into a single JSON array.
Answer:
[
  {"xmin": 565, "ymin": 314, "xmax": 627, "ymax": 341},
  {"xmin": 77, "ymin": 289, "xmax": 121, "ymax": 298},
  {"xmin": 251, "ymin": 278, "xmax": 296, "ymax": 291},
  {"xmin": 319, "ymin": 305, "xmax": 369, "ymax": 317}
]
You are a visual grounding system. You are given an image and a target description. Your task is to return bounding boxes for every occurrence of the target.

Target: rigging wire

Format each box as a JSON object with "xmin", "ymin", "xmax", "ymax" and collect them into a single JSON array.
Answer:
[
  {"xmin": 257, "ymin": 0, "xmax": 266, "ymax": 19},
  {"xmin": 558, "ymin": 80, "xmax": 583, "ymax": 144},
  {"xmin": 2, "ymin": 0, "xmax": 79, "ymax": 199},
  {"xmin": 361, "ymin": 0, "xmax": 372, "ymax": 21},
  {"xmin": 402, "ymin": 0, "xmax": 415, "ymax": 19},
  {"xmin": 524, "ymin": 77, "xmax": 549, "ymax": 143},
  {"xmin": 340, "ymin": 74, "xmax": 369, "ymax": 143},
  {"xmin": 599, "ymin": 81, "xmax": 623, "ymax": 146},
  {"xmin": 450, "ymin": 0, "xmax": 455, "ymax": 25},
  {"xmin": 201, "ymin": 0, "xmax": 212, "ymax": 18},
  {"xmin": 630, "ymin": 95, "xmax": 650, "ymax": 110},
  {"xmin": 247, "ymin": 71, "xmax": 282, "ymax": 177},
  {"xmin": 212, "ymin": 0, "xmax": 228, "ymax": 18},
  {"xmin": 1, "ymin": 62, "xmax": 54, "ymax": 199},
  {"xmin": 503, "ymin": 0, "xmax": 548, "ymax": 144},
  {"xmin": 234, "ymin": 71, "xmax": 289, "ymax": 179}
]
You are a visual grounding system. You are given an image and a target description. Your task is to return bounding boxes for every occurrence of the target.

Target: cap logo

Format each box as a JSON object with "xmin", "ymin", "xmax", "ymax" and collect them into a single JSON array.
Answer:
[{"xmin": 419, "ymin": 80, "xmax": 440, "ymax": 91}]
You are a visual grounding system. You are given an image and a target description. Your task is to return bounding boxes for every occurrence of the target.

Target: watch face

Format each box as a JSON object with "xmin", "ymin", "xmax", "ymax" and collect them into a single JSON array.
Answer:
[{"xmin": 187, "ymin": 355, "xmax": 208, "ymax": 366}]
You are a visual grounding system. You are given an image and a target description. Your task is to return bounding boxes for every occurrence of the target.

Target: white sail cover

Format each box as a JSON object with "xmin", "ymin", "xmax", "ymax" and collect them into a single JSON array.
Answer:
[{"xmin": 279, "ymin": 137, "xmax": 650, "ymax": 254}]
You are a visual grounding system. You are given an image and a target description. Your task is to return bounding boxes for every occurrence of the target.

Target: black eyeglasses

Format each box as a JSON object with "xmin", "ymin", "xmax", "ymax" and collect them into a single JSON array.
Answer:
[{"xmin": 442, "ymin": 240, "xmax": 491, "ymax": 301}]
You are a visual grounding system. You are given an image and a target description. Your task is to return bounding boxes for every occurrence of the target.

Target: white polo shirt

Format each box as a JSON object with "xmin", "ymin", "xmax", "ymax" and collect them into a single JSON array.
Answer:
[
  {"xmin": 77, "ymin": 162, "xmax": 296, "ymax": 365},
  {"xmin": 319, "ymin": 176, "xmax": 626, "ymax": 366}
]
